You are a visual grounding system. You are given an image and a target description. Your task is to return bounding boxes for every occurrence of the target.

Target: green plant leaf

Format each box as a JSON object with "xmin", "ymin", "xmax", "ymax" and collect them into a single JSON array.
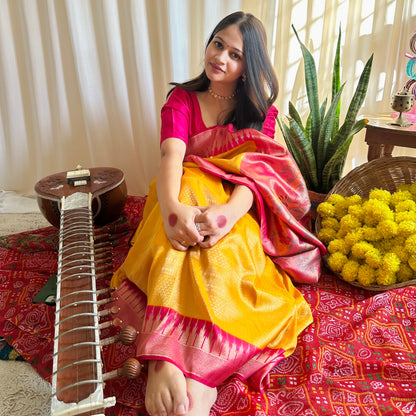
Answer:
[
  {"xmin": 331, "ymin": 26, "xmax": 342, "ymax": 136},
  {"xmin": 332, "ymin": 27, "xmax": 342, "ymax": 100},
  {"xmin": 278, "ymin": 116, "xmax": 318, "ymax": 189},
  {"xmin": 292, "ymin": 25, "xmax": 321, "ymax": 156},
  {"xmin": 320, "ymin": 98, "xmax": 328, "ymax": 123},
  {"xmin": 277, "ymin": 117, "xmax": 301, "ymax": 163},
  {"xmin": 288, "ymin": 101, "xmax": 305, "ymax": 131},
  {"xmin": 317, "ymin": 84, "xmax": 345, "ymax": 177},
  {"xmin": 322, "ymin": 135, "xmax": 354, "ymax": 192},
  {"xmin": 329, "ymin": 54, "xmax": 373, "ymax": 157}
]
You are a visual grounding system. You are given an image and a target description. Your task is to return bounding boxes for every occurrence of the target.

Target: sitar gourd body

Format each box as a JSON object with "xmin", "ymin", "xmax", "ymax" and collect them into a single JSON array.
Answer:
[{"xmin": 35, "ymin": 167, "xmax": 128, "ymax": 228}]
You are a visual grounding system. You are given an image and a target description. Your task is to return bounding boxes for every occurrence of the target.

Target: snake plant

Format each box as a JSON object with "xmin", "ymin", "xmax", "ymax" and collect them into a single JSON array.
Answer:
[{"xmin": 278, "ymin": 26, "xmax": 373, "ymax": 194}]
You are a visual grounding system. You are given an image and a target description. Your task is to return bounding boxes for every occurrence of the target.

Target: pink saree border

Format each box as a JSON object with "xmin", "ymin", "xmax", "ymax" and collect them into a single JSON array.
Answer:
[{"xmin": 114, "ymin": 279, "xmax": 285, "ymax": 390}]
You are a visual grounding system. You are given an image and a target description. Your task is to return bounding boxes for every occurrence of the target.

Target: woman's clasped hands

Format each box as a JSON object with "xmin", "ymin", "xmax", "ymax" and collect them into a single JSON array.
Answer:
[{"xmin": 165, "ymin": 202, "xmax": 235, "ymax": 251}]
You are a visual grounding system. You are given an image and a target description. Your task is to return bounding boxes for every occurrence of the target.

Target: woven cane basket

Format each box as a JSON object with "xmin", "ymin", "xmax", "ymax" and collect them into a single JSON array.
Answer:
[{"xmin": 315, "ymin": 156, "xmax": 416, "ymax": 291}]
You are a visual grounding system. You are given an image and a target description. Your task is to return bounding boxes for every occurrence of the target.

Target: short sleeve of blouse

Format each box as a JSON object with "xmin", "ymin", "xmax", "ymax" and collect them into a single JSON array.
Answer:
[{"xmin": 160, "ymin": 88, "xmax": 193, "ymax": 145}]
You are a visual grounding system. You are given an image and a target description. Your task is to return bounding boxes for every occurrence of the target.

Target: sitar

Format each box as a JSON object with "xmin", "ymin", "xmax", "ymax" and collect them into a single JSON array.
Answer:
[{"xmin": 35, "ymin": 167, "xmax": 141, "ymax": 416}]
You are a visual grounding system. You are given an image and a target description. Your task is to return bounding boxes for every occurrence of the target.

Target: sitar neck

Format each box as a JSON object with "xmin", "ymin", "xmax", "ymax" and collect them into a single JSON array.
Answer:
[
  {"xmin": 35, "ymin": 166, "xmax": 140, "ymax": 415},
  {"xmin": 51, "ymin": 192, "xmax": 115, "ymax": 416}
]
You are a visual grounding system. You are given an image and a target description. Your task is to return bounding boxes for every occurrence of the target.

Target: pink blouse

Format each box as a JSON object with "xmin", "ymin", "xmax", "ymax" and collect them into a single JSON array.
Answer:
[{"xmin": 161, "ymin": 87, "xmax": 278, "ymax": 145}]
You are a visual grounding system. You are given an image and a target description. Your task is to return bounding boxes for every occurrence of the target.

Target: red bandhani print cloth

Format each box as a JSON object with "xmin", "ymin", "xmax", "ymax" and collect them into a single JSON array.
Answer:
[{"xmin": 1, "ymin": 195, "xmax": 416, "ymax": 416}]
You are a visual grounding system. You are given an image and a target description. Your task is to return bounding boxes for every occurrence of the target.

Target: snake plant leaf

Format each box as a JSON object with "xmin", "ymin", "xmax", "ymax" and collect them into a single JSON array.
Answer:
[
  {"xmin": 320, "ymin": 98, "xmax": 328, "ymax": 123},
  {"xmin": 288, "ymin": 120, "xmax": 318, "ymax": 190},
  {"xmin": 277, "ymin": 117, "xmax": 301, "ymax": 163},
  {"xmin": 292, "ymin": 25, "xmax": 321, "ymax": 155},
  {"xmin": 348, "ymin": 118, "xmax": 368, "ymax": 138},
  {"xmin": 317, "ymin": 84, "xmax": 345, "ymax": 176},
  {"xmin": 336, "ymin": 118, "xmax": 369, "ymax": 175},
  {"xmin": 330, "ymin": 54, "xmax": 373, "ymax": 153},
  {"xmin": 322, "ymin": 134, "xmax": 354, "ymax": 192},
  {"xmin": 288, "ymin": 101, "xmax": 305, "ymax": 131},
  {"xmin": 332, "ymin": 26, "xmax": 342, "ymax": 137},
  {"xmin": 279, "ymin": 116, "xmax": 318, "ymax": 189}
]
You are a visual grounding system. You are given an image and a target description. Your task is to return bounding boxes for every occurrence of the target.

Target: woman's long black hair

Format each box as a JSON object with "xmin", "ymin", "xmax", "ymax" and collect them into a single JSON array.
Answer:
[{"xmin": 169, "ymin": 11, "xmax": 279, "ymax": 132}]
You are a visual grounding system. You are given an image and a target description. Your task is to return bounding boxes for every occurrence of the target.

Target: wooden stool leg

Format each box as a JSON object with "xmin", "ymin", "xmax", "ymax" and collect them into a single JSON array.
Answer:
[
  {"xmin": 383, "ymin": 144, "xmax": 394, "ymax": 157},
  {"xmin": 367, "ymin": 143, "xmax": 383, "ymax": 161}
]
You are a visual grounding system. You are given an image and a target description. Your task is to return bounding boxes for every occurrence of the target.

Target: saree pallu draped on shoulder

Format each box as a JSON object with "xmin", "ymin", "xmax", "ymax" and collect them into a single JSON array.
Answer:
[{"xmin": 111, "ymin": 126, "xmax": 326, "ymax": 391}]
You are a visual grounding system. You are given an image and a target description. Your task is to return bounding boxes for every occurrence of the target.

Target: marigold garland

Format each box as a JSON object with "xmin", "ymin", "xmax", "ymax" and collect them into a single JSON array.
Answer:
[{"xmin": 317, "ymin": 183, "xmax": 416, "ymax": 287}]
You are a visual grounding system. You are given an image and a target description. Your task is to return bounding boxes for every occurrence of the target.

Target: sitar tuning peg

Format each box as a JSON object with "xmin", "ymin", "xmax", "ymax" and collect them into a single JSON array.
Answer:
[
  {"xmin": 99, "ymin": 305, "xmax": 120, "ymax": 317},
  {"xmin": 102, "ymin": 357, "xmax": 143, "ymax": 382},
  {"xmin": 100, "ymin": 325, "xmax": 138, "ymax": 346},
  {"xmin": 99, "ymin": 317, "xmax": 123, "ymax": 330},
  {"xmin": 96, "ymin": 287, "xmax": 115, "ymax": 296}
]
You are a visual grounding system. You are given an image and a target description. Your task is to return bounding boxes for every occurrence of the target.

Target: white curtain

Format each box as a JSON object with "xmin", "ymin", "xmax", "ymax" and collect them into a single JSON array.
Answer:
[{"xmin": 1, "ymin": 0, "xmax": 416, "ymax": 197}]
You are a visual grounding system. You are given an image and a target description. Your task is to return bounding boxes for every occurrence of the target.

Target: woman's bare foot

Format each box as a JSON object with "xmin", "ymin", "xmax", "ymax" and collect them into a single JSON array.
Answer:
[
  {"xmin": 145, "ymin": 360, "xmax": 189, "ymax": 416},
  {"xmin": 185, "ymin": 377, "xmax": 217, "ymax": 416}
]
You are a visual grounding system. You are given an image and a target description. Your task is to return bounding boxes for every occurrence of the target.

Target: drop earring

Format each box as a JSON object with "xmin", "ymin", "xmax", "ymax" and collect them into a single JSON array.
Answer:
[{"xmin": 242, "ymin": 74, "xmax": 247, "ymax": 82}]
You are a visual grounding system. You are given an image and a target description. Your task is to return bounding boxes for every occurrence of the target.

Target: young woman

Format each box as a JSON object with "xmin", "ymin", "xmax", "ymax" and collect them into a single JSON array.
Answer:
[{"xmin": 111, "ymin": 11, "xmax": 325, "ymax": 416}]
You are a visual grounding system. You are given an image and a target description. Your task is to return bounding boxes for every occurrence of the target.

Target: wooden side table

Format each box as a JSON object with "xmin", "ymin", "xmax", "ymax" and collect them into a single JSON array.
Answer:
[{"xmin": 364, "ymin": 116, "xmax": 416, "ymax": 161}]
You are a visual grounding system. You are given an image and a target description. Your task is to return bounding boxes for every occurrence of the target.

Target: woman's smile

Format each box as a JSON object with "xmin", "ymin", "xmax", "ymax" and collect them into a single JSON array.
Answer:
[{"xmin": 210, "ymin": 63, "xmax": 224, "ymax": 73}]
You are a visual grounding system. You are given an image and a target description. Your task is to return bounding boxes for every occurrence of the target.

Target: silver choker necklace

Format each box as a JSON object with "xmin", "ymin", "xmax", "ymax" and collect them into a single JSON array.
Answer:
[{"xmin": 208, "ymin": 86, "xmax": 237, "ymax": 100}]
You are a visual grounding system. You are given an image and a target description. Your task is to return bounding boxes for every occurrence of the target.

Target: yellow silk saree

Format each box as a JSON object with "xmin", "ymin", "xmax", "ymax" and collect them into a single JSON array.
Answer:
[{"xmin": 111, "ymin": 126, "xmax": 326, "ymax": 391}]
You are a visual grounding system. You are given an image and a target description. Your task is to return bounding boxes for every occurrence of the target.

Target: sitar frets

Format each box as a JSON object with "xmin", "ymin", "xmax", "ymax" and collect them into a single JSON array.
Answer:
[
  {"xmin": 35, "ymin": 168, "xmax": 133, "ymax": 416},
  {"xmin": 52, "ymin": 196, "xmax": 107, "ymax": 413}
]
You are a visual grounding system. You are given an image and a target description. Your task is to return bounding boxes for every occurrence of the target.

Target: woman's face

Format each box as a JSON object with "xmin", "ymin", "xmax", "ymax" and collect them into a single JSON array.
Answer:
[{"xmin": 205, "ymin": 24, "xmax": 246, "ymax": 85}]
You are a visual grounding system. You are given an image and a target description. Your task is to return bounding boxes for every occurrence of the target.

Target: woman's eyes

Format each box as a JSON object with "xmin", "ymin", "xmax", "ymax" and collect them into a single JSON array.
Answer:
[{"xmin": 213, "ymin": 41, "xmax": 241, "ymax": 60}]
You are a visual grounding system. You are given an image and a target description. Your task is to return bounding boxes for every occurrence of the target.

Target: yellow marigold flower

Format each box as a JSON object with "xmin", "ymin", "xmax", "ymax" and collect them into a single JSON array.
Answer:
[
  {"xmin": 390, "ymin": 235, "xmax": 406, "ymax": 246},
  {"xmin": 376, "ymin": 270, "xmax": 396, "ymax": 286},
  {"xmin": 374, "ymin": 238, "xmax": 394, "ymax": 253},
  {"xmin": 390, "ymin": 190, "xmax": 414, "ymax": 207},
  {"xmin": 397, "ymin": 263, "xmax": 414, "ymax": 283},
  {"xmin": 317, "ymin": 227, "xmax": 337, "ymax": 245},
  {"xmin": 391, "ymin": 244, "xmax": 409, "ymax": 262},
  {"xmin": 362, "ymin": 226, "xmax": 382, "ymax": 242},
  {"xmin": 395, "ymin": 199, "xmax": 416, "ymax": 212},
  {"xmin": 327, "ymin": 252, "xmax": 348, "ymax": 273},
  {"xmin": 327, "ymin": 239, "xmax": 350, "ymax": 255},
  {"xmin": 334, "ymin": 203, "xmax": 349, "ymax": 221},
  {"xmin": 397, "ymin": 220, "xmax": 416, "ymax": 237},
  {"xmin": 317, "ymin": 202, "xmax": 335, "ymax": 218},
  {"xmin": 395, "ymin": 211, "xmax": 416, "ymax": 223},
  {"xmin": 348, "ymin": 204, "xmax": 365, "ymax": 222},
  {"xmin": 345, "ymin": 194, "xmax": 362, "ymax": 207},
  {"xmin": 364, "ymin": 247, "xmax": 383, "ymax": 268},
  {"xmin": 357, "ymin": 264, "xmax": 377, "ymax": 286},
  {"xmin": 397, "ymin": 184, "xmax": 411, "ymax": 192},
  {"xmin": 409, "ymin": 182, "xmax": 416, "ymax": 196},
  {"xmin": 351, "ymin": 241, "xmax": 374, "ymax": 259},
  {"xmin": 344, "ymin": 229, "xmax": 364, "ymax": 247},
  {"xmin": 369, "ymin": 188, "xmax": 391, "ymax": 205},
  {"xmin": 341, "ymin": 260, "xmax": 360, "ymax": 282},
  {"xmin": 376, "ymin": 220, "xmax": 398, "ymax": 239},
  {"xmin": 340, "ymin": 214, "xmax": 362, "ymax": 233},
  {"xmin": 326, "ymin": 194, "xmax": 346, "ymax": 205},
  {"xmin": 405, "ymin": 234, "xmax": 416, "ymax": 256},
  {"xmin": 409, "ymin": 255, "xmax": 416, "ymax": 272},
  {"xmin": 321, "ymin": 217, "xmax": 340, "ymax": 231},
  {"xmin": 379, "ymin": 252, "xmax": 401, "ymax": 274},
  {"xmin": 362, "ymin": 199, "xmax": 394, "ymax": 226}
]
